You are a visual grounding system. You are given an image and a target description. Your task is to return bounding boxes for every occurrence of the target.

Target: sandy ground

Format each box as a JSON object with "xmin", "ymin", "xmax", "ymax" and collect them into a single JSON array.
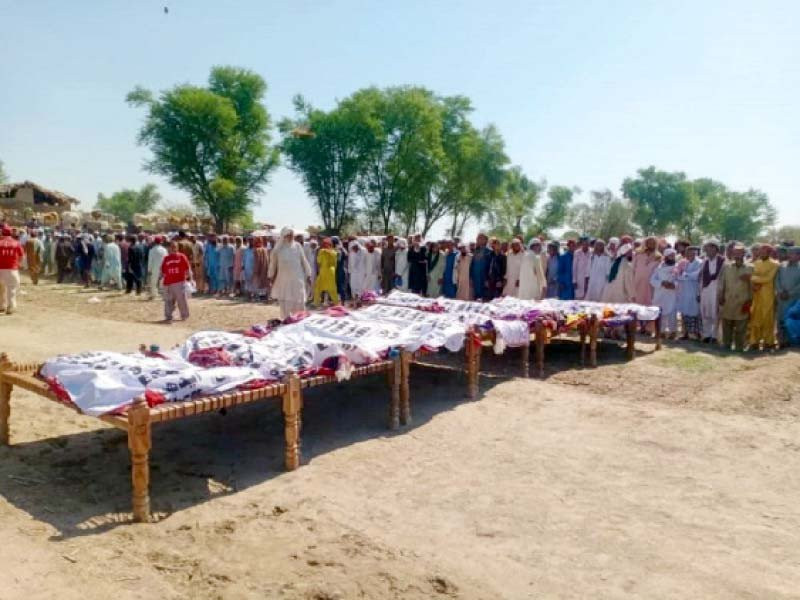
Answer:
[{"xmin": 1, "ymin": 276, "xmax": 800, "ymax": 599}]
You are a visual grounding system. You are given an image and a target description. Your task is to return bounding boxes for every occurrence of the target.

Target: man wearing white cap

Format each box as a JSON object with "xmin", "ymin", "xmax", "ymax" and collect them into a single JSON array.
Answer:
[
  {"xmin": 268, "ymin": 227, "xmax": 312, "ymax": 319},
  {"xmin": 585, "ymin": 239, "xmax": 611, "ymax": 302},
  {"xmin": 650, "ymin": 248, "xmax": 679, "ymax": 336},
  {"xmin": 602, "ymin": 243, "xmax": 635, "ymax": 303},
  {"xmin": 699, "ymin": 238, "xmax": 725, "ymax": 343}
]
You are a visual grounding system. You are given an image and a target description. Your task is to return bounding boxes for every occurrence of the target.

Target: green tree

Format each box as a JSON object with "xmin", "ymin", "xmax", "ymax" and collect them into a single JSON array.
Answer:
[
  {"xmin": 417, "ymin": 98, "xmax": 508, "ymax": 237},
  {"xmin": 486, "ymin": 166, "xmax": 545, "ymax": 238},
  {"xmin": 621, "ymin": 166, "xmax": 689, "ymax": 235},
  {"xmin": 279, "ymin": 95, "xmax": 378, "ymax": 235},
  {"xmin": 127, "ymin": 66, "xmax": 279, "ymax": 233},
  {"xmin": 535, "ymin": 185, "xmax": 579, "ymax": 235},
  {"xmin": 0, "ymin": 159, "xmax": 7, "ymax": 184},
  {"xmin": 567, "ymin": 189, "xmax": 635, "ymax": 240},
  {"xmin": 772, "ymin": 225, "xmax": 800, "ymax": 244},
  {"xmin": 95, "ymin": 183, "xmax": 162, "ymax": 224},
  {"xmin": 341, "ymin": 86, "xmax": 443, "ymax": 234},
  {"xmin": 445, "ymin": 124, "xmax": 508, "ymax": 237},
  {"xmin": 700, "ymin": 188, "xmax": 776, "ymax": 243}
]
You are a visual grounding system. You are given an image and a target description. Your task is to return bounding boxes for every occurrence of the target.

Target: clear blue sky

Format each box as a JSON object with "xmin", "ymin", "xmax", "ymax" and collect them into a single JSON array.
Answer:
[{"xmin": 2, "ymin": 0, "xmax": 798, "ymax": 235}]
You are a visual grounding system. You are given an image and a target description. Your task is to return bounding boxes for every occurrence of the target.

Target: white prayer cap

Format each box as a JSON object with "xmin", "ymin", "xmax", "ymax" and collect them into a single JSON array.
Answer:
[
  {"xmin": 527, "ymin": 238, "xmax": 541, "ymax": 248},
  {"xmin": 664, "ymin": 248, "xmax": 677, "ymax": 257},
  {"xmin": 397, "ymin": 238, "xmax": 408, "ymax": 248},
  {"xmin": 609, "ymin": 237, "xmax": 620, "ymax": 246},
  {"xmin": 348, "ymin": 240, "xmax": 360, "ymax": 250},
  {"xmin": 457, "ymin": 241, "xmax": 468, "ymax": 249},
  {"xmin": 618, "ymin": 243, "xmax": 633, "ymax": 256},
  {"xmin": 704, "ymin": 238, "xmax": 721, "ymax": 248},
  {"xmin": 280, "ymin": 226, "xmax": 294, "ymax": 238}
]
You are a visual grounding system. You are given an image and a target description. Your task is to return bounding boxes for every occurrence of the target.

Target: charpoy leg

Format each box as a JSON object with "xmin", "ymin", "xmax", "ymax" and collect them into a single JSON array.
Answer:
[
  {"xmin": 465, "ymin": 329, "xmax": 482, "ymax": 400},
  {"xmin": 534, "ymin": 321, "xmax": 545, "ymax": 378},
  {"xmin": 387, "ymin": 356, "xmax": 400, "ymax": 430},
  {"xmin": 282, "ymin": 374, "xmax": 302, "ymax": 470},
  {"xmin": 626, "ymin": 320, "xmax": 635, "ymax": 360},
  {"xmin": 400, "ymin": 351, "xmax": 412, "ymax": 425},
  {"xmin": 589, "ymin": 317, "xmax": 599, "ymax": 367},
  {"xmin": 0, "ymin": 379, "xmax": 11, "ymax": 445},
  {"xmin": 127, "ymin": 397, "xmax": 151, "ymax": 523},
  {"xmin": 520, "ymin": 337, "xmax": 530, "ymax": 378}
]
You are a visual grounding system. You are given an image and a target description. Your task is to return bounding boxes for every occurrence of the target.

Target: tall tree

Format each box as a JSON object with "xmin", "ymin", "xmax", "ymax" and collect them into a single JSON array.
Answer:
[
  {"xmin": 699, "ymin": 188, "xmax": 776, "ymax": 243},
  {"xmin": 621, "ymin": 166, "xmax": 689, "ymax": 235},
  {"xmin": 127, "ymin": 66, "xmax": 279, "ymax": 232},
  {"xmin": 567, "ymin": 189, "xmax": 635, "ymax": 240},
  {"xmin": 0, "ymin": 159, "xmax": 7, "ymax": 184},
  {"xmin": 279, "ymin": 95, "xmax": 377, "ymax": 235},
  {"xmin": 342, "ymin": 86, "xmax": 443, "ymax": 234},
  {"xmin": 95, "ymin": 183, "xmax": 162, "ymax": 224},
  {"xmin": 535, "ymin": 185, "xmax": 579, "ymax": 235},
  {"xmin": 486, "ymin": 166, "xmax": 545, "ymax": 238},
  {"xmin": 446, "ymin": 124, "xmax": 508, "ymax": 237}
]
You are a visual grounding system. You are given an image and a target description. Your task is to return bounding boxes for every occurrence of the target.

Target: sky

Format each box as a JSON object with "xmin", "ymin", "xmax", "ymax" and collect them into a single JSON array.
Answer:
[{"xmin": 2, "ymin": 0, "xmax": 798, "ymax": 237}]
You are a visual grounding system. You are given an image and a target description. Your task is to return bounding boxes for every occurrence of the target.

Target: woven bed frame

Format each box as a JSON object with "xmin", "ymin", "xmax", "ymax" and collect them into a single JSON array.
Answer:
[
  {"xmin": 415, "ymin": 316, "xmax": 661, "ymax": 400},
  {"xmin": 0, "ymin": 352, "xmax": 412, "ymax": 523}
]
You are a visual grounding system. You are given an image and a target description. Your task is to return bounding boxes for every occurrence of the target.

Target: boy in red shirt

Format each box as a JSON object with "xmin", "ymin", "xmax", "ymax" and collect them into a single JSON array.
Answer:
[
  {"xmin": 0, "ymin": 225, "xmax": 25, "ymax": 315},
  {"xmin": 159, "ymin": 240, "xmax": 192, "ymax": 322}
]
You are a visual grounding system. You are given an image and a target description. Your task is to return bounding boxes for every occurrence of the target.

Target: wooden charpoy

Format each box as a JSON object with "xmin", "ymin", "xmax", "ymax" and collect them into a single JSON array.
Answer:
[{"xmin": 0, "ymin": 351, "xmax": 412, "ymax": 523}]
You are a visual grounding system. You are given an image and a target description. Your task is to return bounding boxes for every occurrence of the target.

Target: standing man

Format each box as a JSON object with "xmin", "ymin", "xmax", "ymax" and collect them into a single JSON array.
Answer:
[
  {"xmin": 24, "ymin": 230, "xmax": 44, "ymax": 285},
  {"xmin": 407, "ymin": 238, "xmax": 428, "ymax": 296},
  {"xmin": 676, "ymin": 246, "xmax": 703, "ymax": 340},
  {"xmin": 699, "ymin": 239, "xmax": 725, "ymax": 344},
  {"xmin": 776, "ymin": 247, "xmax": 800, "ymax": 347},
  {"xmin": 717, "ymin": 245, "xmax": 753, "ymax": 352},
  {"xmin": 545, "ymin": 241, "xmax": 560, "ymax": 298},
  {"xmin": 470, "ymin": 233, "xmax": 491, "ymax": 301},
  {"xmin": 381, "ymin": 235, "xmax": 397, "ymax": 294},
  {"xmin": 454, "ymin": 242, "xmax": 473, "ymax": 300},
  {"xmin": 0, "ymin": 225, "xmax": 24, "ymax": 315},
  {"xmin": 217, "ymin": 235, "xmax": 235, "ymax": 295},
  {"xmin": 55, "ymin": 233, "xmax": 74, "ymax": 283},
  {"xmin": 160, "ymin": 240, "xmax": 192, "ymax": 322},
  {"xmin": 650, "ymin": 248, "xmax": 679, "ymax": 337},
  {"xmin": 503, "ymin": 238, "xmax": 524, "ymax": 298},
  {"xmin": 124, "ymin": 235, "xmax": 144, "ymax": 295},
  {"xmin": 557, "ymin": 239, "xmax": 575, "ymax": 300},
  {"xmin": 147, "ymin": 236, "xmax": 168, "ymax": 299},
  {"xmin": 364, "ymin": 239, "xmax": 382, "ymax": 293},
  {"xmin": 269, "ymin": 227, "xmax": 312, "ymax": 318},
  {"xmin": 748, "ymin": 244, "xmax": 780, "ymax": 350},
  {"xmin": 487, "ymin": 237, "xmax": 506, "ymax": 300},
  {"xmin": 572, "ymin": 236, "xmax": 592, "ymax": 300},
  {"xmin": 585, "ymin": 239, "xmax": 611, "ymax": 302}
]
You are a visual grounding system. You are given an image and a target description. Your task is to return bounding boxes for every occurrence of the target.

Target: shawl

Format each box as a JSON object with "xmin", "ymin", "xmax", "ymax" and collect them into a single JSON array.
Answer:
[{"xmin": 701, "ymin": 255, "xmax": 725, "ymax": 288}]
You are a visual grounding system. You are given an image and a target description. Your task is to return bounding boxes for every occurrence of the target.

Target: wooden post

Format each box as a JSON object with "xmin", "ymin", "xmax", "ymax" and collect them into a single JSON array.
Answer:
[
  {"xmin": 282, "ymin": 374, "xmax": 302, "ymax": 471},
  {"xmin": 625, "ymin": 320, "xmax": 636, "ymax": 360},
  {"xmin": 654, "ymin": 314, "xmax": 662, "ymax": 351},
  {"xmin": 579, "ymin": 323, "xmax": 587, "ymax": 366},
  {"xmin": 534, "ymin": 321, "xmax": 546, "ymax": 378},
  {"xmin": 399, "ymin": 351, "xmax": 412, "ymax": 426},
  {"xmin": 589, "ymin": 316, "xmax": 599, "ymax": 368},
  {"xmin": 127, "ymin": 397, "xmax": 151, "ymax": 523},
  {"xmin": 466, "ymin": 328, "xmax": 482, "ymax": 400},
  {"xmin": 520, "ymin": 338, "xmax": 530, "ymax": 378},
  {"xmin": 387, "ymin": 356, "xmax": 401, "ymax": 430},
  {"xmin": 0, "ymin": 379, "xmax": 11, "ymax": 446}
]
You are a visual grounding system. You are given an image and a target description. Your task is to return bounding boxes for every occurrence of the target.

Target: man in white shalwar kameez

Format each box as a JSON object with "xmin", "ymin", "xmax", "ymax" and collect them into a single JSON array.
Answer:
[
  {"xmin": 650, "ymin": 248, "xmax": 679, "ymax": 336},
  {"xmin": 699, "ymin": 239, "xmax": 724, "ymax": 344},
  {"xmin": 348, "ymin": 240, "xmax": 368, "ymax": 302},
  {"xmin": 503, "ymin": 239, "xmax": 524, "ymax": 297},
  {"xmin": 269, "ymin": 227, "xmax": 312, "ymax": 319},
  {"xmin": 394, "ymin": 238, "xmax": 409, "ymax": 291},
  {"xmin": 585, "ymin": 240, "xmax": 611, "ymax": 302},
  {"xmin": 146, "ymin": 236, "xmax": 168, "ymax": 299},
  {"xmin": 518, "ymin": 239, "xmax": 547, "ymax": 300},
  {"xmin": 363, "ymin": 239, "xmax": 382, "ymax": 292},
  {"xmin": 572, "ymin": 236, "xmax": 592, "ymax": 300}
]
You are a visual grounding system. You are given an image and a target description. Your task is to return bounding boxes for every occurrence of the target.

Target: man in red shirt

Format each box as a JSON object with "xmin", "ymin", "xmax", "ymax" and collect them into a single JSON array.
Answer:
[
  {"xmin": 159, "ymin": 240, "xmax": 192, "ymax": 322},
  {"xmin": 0, "ymin": 225, "xmax": 25, "ymax": 315}
]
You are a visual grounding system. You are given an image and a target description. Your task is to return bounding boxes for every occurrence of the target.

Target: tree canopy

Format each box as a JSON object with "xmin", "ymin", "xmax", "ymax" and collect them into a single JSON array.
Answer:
[
  {"xmin": 95, "ymin": 183, "xmax": 161, "ymax": 224},
  {"xmin": 0, "ymin": 159, "xmax": 7, "ymax": 184},
  {"xmin": 127, "ymin": 66, "xmax": 279, "ymax": 232}
]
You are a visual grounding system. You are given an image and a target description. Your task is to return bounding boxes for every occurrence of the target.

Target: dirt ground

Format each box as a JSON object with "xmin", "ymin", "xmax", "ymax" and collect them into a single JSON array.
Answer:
[{"xmin": 1, "ymin": 276, "xmax": 799, "ymax": 599}]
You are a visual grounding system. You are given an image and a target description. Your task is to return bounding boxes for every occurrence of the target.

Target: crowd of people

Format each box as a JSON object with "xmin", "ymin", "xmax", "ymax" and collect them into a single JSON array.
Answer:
[{"xmin": 1, "ymin": 223, "xmax": 799, "ymax": 350}]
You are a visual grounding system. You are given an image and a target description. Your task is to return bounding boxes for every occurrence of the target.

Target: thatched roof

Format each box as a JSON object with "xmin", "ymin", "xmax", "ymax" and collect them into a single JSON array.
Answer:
[{"xmin": 0, "ymin": 180, "xmax": 79, "ymax": 208}]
